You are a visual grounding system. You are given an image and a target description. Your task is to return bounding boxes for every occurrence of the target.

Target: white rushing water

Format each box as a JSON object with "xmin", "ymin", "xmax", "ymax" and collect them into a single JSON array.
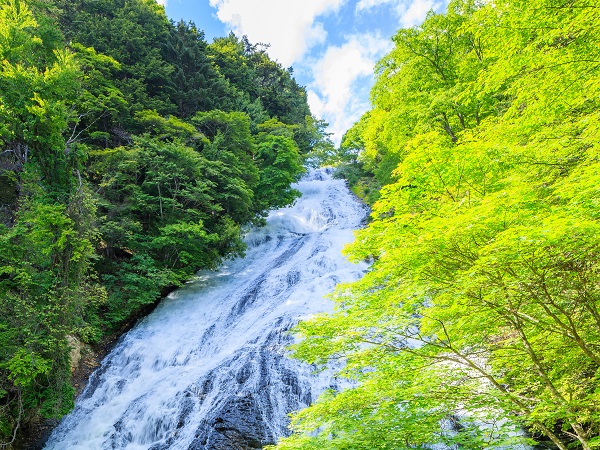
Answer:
[{"xmin": 45, "ymin": 168, "xmax": 368, "ymax": 450}]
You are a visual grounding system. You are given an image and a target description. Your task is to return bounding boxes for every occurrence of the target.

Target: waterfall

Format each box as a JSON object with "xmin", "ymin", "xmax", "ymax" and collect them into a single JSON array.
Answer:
[{"xmin": 44, "ymin": 168, "xmax": 368, "ymax": 450}]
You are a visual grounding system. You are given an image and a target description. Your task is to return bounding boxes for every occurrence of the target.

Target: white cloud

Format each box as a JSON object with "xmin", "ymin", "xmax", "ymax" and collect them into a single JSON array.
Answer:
[
  {"xmin": 355, "ymin": 0, "xmax": 446, "ymax": 28},
  {"xmin": 306, "ymin": 33, "xmax": 392, "ymax": 144},
  {"xmin": 156, "ymin": 0, "xmax": 167, "ymax": 6},
  {"xmin": 397, "ymin": 0, "xmax": 442, "ymax": 27},
  {"xmin": 208, "ymin": 0, "xmax": 345, "ymax": 66}
]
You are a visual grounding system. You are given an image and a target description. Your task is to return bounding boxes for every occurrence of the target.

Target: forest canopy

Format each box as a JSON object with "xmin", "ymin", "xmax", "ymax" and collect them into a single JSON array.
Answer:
[{"xmin": 271, "ymin": 0, "xmax": 600, "ymax": 449}]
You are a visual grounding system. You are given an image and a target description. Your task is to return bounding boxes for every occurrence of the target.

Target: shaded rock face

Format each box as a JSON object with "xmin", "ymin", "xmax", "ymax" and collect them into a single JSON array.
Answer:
[
  {"xmin": 44, "ymin": 168, "xmax": 368, "ymax": 450},
  {"xmin": 66, "ymin": 335, "xmax": 83, "ymax": 373},
  {"xmin": 194, "ymin": 396, "xmax": 275, "ymax": 449}
]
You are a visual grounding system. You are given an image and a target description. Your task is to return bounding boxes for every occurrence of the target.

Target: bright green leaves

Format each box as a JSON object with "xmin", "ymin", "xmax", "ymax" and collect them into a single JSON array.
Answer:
[
  {"xmin": 6, "ymin": 349, "xmax": 51, "ymax": 388},
  {"xmin": 0, "ymin": 189, "xmax": 103, "ymax": 428},
  {"xmin": 0, "ymin": 0, "xmax": 82, "ymax": 194},
  {"xmin": 150, "ymin": 221, "xmax": 220, "ymax": 268},
  {"xmin": 18, "ymin": 202, "xmax": 85, "ymax": 265},
  {"xmin": 0, "ymin": 0, "xmax": 41, "ymax": 64},
  {"xmin": 69, "ymin": 43, "xmax": 127, "ymax": 146},
  {"xmin": 356, "ymin": 0, "xmax": 498, "ymax": 192},
  {"xmin": 276, "ymin": 0, "xmax": 600, "ymax": 449},
  {"xmin": 134, "ymin": 109, "xmax": 200, "ymax": 143}
]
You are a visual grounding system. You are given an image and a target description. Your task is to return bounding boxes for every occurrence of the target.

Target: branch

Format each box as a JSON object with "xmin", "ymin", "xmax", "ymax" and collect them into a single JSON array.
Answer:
[{"xmin": 0, "ymin": 390, "xmax": 23, "ymax": 449}]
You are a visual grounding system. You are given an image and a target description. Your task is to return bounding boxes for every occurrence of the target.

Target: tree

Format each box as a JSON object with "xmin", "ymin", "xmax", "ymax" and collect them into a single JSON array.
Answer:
[
  {"xmin": 273, "ymin": 1, "xmax": 600, "ymax": 449},
  {"xmin": 0, "ymin": 2, "xmax": 103, "ymax": 442},
  {"xmin": 254, "ymin": 131, "xmax": 304, "ymax": 212},
  {"xmin": 164, "ymin": 20, "xmax": 231, "ymax": 117},
  {"xmin": 90, "ymin": 135, "xmax": 244, "ymax": 323},
  {"xmin": 0, "ymin": 0, "xmax": 82, "ymax": 195},
  {"xmin": 52, "ymin": 0, "xmax": 177, "ymax": 121}
]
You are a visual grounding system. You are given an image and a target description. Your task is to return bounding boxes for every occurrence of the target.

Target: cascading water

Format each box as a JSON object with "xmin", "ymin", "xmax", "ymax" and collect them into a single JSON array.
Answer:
[{"xmin": 44, "ymin": 168, "xmax": 368, "ymax": 450}]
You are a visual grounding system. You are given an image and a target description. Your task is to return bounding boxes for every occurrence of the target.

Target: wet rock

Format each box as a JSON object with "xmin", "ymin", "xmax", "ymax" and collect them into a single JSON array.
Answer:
[{"xmin": 189, "ymin": 395, "xmax": 273, "ymax": 450}]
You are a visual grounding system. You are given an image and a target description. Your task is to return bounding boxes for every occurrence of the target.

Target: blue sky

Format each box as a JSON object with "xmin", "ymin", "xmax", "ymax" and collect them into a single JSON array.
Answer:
[{"xmin": 158, "ymin": 0, "xmax": 450, "ymax": 144}]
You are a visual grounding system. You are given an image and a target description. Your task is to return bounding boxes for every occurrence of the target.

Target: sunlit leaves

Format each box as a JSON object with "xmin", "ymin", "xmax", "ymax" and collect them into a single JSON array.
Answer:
[{"xmin": 275, "ymin": 0, "xmax": 600, "ymax": 449}]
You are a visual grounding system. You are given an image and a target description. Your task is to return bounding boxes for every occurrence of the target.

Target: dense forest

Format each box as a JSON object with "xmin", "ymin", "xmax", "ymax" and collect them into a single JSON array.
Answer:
[
  {"xmin": 270, "ymin": 0, "xmax": 600, "ymax": 449},
  {"xmin": 0, "ymin": 0, "xmax": 332, "ymax": 444}
]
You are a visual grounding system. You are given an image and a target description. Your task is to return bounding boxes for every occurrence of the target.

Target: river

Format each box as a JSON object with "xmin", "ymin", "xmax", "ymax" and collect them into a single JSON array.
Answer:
[{"xmin": 44, "ymin": 168, "xmax": 368, "ymax": 449}]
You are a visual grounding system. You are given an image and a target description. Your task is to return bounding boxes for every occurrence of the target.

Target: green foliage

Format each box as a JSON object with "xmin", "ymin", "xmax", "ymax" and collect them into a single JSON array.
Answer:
[
  {"xmin": 0, "ymin": 0, "xmax": 82, "ymax": 194},
  {"xmin": 277, "ymin": 1, "xmax": 600, "ymax": 450},
  {"xmin": 207, "ymin": 34, "xmax": 312, "ymax": 139},
  {"xmin": 7, "ymin": 349, "xmax": 51, "ymax": 389},
  {"xmin": 0, "ymin": 0, "xmax": 323, "ymax": 442},
  {"xmin": 134, "ymin": 109, "xmax": 200, "ymax": 142},
  {"xmin": 193, "ymin": 110, "xmax": 259, "ymax": 223},
  {"xmin": 165, "ymin": 20, "xmax": 232, "ymax": 117},
  {"xmin": 53, "ymin": 0, "xmax": 176, "ymax": 117},
  {"xmin": 254, "ymin": 133, "xmax": 304, "ymax": 211},
  {"xmin": 332, "ymin": 116, "xmax": 379, "ymax": 203},
  {"xmin": 0, "ymin": 0, "xmax": 326, "ymax": 447},
  {"xmin": 0, "ymin": 187, "xmax": 103, "ymax": 437},
  {"xmin": 68, "ymin": 43, "xmax": 128, "ymax": 147},
  {"xmin": 91, "ymin": 135, "xmax": 242, "ymax": 322}
]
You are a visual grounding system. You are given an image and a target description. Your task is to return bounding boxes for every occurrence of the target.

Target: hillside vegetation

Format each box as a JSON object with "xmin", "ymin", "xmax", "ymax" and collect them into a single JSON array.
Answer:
[
  {"xmin": 272, "ymin": 0, "xmax": 600, "ymax": 449},
  {"xmin": 0, "ymin": 0, "xmax": 330, "ymax": 443}
]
